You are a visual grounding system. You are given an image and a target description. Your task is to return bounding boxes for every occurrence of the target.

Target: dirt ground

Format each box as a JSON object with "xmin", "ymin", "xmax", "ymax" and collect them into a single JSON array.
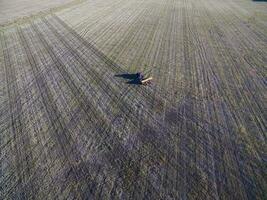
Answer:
[
  {"xmin": 0, "ymin": 0, "xmax": 266, "ymax": 199},
  {"xmin": 0, "ymin": 0, "xmax": 75, "ymax": 25}
]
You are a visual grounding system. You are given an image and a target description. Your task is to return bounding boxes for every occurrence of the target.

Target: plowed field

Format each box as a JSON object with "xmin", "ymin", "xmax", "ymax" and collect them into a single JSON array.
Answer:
[{"xmin": 0, "ymin": 0, "xmax": 266, "ymax": 199}]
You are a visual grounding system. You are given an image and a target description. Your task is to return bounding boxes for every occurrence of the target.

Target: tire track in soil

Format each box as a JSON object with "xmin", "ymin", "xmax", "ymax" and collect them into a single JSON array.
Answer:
[
  {"xmin": 195, "ymin": 1, "xmax": 266, "ymax": 198},
  {"xmin": 30, "ymin": 18, "xmax": 165, "ymax": 198},
  {"xmin": 55, "ymin": 5, "xmax": 228, "ymax": 198},
  {"xmin": 1, "ymin": 29, "xmax": 36, "ymax": 199},
  {"xmin": 28, "ymin": 22, "xmax": 129, "ymax": 198},
  {"xmin": 48, "ymin": 14, "xmax": 226, "ymax": 142},
  {"xmin": 75, "ymin": 0, "xmax": 131, "ymax": 39},
  {"xmin": 0, "ymin": 32, "xmax": 15, "ymax": 198},
  {"xmin": 78, "ymin": 0, "xmax": 145, "ymax": 46},
  {"xmin": 10, "ymin": 27, "xmax": 61, "ymax": 199},
  {"xmin": 45, "ymin": 15, "xmax": 168, "ymax": 120},
  {"xmin": 30, "ymin": 18, "xmax": 172, "ymax": 198},
  {"xmin": 17, "ymin": 25, "xmax": 102, "ymax": 198},
  {"xmin": 49, "ymin": 15, "xmax": 168, "ymax": 118},
  {"xmin": 2, "ymin": 1, "xmax": 265, "ymax": 198},
  {"xmin": 183, "ymin": 1, "xmax": 239, "ymax": 199},
  {"xmin": 32, "ymin": 15, "xmax": 226, "ymax": 198}
]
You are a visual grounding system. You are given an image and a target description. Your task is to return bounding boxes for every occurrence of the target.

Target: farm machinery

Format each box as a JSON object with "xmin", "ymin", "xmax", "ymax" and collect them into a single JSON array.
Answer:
[
  {"xmin": 116, "ymin": 68, "xmax": 153, "ymax": 85},
  {"xmin": 136, "ymin": 71, "xmax": 153, "ymax": 85}
]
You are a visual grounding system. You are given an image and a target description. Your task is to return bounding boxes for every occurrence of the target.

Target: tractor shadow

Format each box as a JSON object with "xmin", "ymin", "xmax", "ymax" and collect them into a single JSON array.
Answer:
[{"xmin": 115, "ymin": 73, "xmax": 141, "ymax": 85}]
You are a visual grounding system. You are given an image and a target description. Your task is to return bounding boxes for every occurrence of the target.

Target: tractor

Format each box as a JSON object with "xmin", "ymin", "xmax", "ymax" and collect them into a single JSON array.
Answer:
[{"xmin": 136, "ymin": 72, "xmax": 153, "ymax": 85}]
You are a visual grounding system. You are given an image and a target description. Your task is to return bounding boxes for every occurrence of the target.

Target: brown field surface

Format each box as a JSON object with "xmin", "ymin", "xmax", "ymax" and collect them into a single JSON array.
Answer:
[
  {"xmin": 0, "ymin": 0, "xmax": 80, "ymax": 25},
  {"xmin": 0, "ymin": 0, "xmax": 266, "ymax": 199}
]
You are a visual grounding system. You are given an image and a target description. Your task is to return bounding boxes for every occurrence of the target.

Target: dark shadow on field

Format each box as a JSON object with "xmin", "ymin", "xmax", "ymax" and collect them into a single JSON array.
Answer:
[
  {"xmin": 115, "ymin": 73, "xmax": 141, "ymax": 85},
  {"xmin": 115, "ymin": 73, "xmax": 138, "ymax": 80},
  {"xmin": 126, "ymin": 79, "xmax": 141, "ymax": 85}
]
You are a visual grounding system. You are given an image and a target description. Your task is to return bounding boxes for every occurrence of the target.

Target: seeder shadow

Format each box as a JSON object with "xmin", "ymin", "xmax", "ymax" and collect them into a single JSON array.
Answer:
[{"xmin": 115, "ymin": 73, "xmax": 141, "ymax": 85}]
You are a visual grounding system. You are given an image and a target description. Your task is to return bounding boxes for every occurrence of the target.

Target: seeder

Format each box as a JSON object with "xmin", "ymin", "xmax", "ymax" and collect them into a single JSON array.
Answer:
[{"xmin": 136, "ymin": 70, "xmax": 153, "ymax": 85}]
